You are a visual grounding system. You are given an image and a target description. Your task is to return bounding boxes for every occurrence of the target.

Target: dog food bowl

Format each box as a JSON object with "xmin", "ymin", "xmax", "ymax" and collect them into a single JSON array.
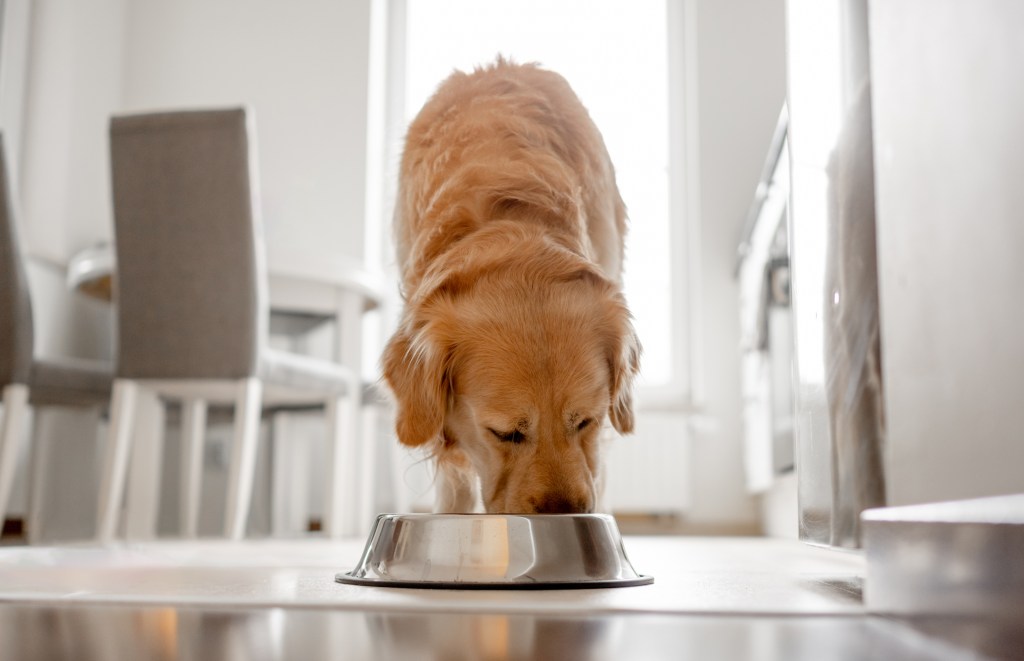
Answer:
[{"xmin": 336, "ymin": 513, "xmax": 652, "ymax": 589}]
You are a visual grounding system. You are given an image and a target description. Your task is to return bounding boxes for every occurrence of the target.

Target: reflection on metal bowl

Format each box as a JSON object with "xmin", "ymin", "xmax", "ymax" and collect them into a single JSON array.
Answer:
[{"xmin": 336, "ymin": 513, "xmax": 653, "ymax": 590}]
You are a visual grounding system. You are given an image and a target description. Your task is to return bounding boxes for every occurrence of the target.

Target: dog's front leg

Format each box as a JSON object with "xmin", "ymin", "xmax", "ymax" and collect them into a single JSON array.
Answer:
[
  {"xmin": 435, "ymin": 455, "xmax": 481, "ymax": 513},
  {"xmin": 591, "ymin": 426, "xmax": 615, "ymax": 514}
]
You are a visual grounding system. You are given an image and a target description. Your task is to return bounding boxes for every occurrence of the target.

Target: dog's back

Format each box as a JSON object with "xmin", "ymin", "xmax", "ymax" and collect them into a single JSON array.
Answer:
[
  {"xmin": 395, "ymin": 58, "xmax": 627, "ymax": 296},
  {"xmin": 385, "ymin": 60, "xmax": 640, "ymax": 513}
]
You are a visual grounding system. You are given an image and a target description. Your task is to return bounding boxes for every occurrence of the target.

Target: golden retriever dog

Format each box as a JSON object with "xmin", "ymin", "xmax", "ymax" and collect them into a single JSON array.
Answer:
[{"xmin": 383, "ymin": 58, "xmax": 640, "ymax": 514}]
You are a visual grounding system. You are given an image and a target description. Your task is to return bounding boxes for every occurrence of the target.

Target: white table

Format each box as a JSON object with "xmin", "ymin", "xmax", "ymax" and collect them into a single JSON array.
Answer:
[{"xmin": 67, "ymin": 242, "xmax": 385, "ymax": 342}]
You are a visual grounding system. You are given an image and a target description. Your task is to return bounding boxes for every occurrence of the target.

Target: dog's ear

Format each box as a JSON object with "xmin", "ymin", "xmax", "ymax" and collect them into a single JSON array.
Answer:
[
  {"xmin": 608, "ymin": 308, "xmax": 641, "ymax": 435},
  {"xmin": 382, "ymin": 314, "xmax": 451, "ymax": 448},
  {"xmin": 575, "ymin": 267, "xmax": 642, "ymax": 436}
]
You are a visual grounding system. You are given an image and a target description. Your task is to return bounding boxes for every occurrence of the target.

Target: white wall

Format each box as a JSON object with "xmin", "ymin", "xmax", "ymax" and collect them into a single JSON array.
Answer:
[
  {"xmin": 870, "ymin": 0, "xmax": 1024, "ymax": 506},
  {"xmin": 15, "ymin": 0, "xmax": 119, "ymax": 360},
  {"xmin": 19, "ymin": 0, "xmax": 375, "ymax": 266},
  {"xmin": 120, "ymin": 0, "xmax": 374, "ymax": 262},
  {"xmin": 684, "ymin": 0, "xmax": 788, "ymax": 528},
  {"xmin": 20, "ymin": 0, "xmax": 126, "ymax": 264}
]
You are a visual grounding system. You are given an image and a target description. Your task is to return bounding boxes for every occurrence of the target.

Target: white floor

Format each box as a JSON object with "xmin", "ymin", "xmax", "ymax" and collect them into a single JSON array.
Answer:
[{"xmin": 0, "ymin": 536, "xmax": 865, "ymax": 616}]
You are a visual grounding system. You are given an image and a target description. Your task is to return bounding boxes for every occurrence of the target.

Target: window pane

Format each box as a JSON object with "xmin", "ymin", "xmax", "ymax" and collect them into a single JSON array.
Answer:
[{"xmin": 405, "ymin": 0, "xmax": 671, "ymax": 386}]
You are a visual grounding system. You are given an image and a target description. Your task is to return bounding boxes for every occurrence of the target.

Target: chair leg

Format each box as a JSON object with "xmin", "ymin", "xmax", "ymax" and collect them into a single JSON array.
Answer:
[
  {"xmin": 0, "ymin": 384, "xmax": 31, "ymax": 531},
  {"xmin": 385, "ymin": 405, "xmax": 411, "ymax": 515},
  {"xmin": 270, "ymin": 412, "xmax": 313, "ymax": 536},
  {"xmin": 224, "ymin": 378, "xmax": 262, "ymax": 540},
  {"xmin": 125, "ymin": 390, "xmax": 165, "ymax": 540},
  {"xmin": 327, "ymin": 289, "xmax": 365, "ymax": 537},
  {"xmin": 96, "ymin": 379, "xmax": 139, "ymax": 542},
  {"xmin": 356, "ymin": 403, "xmax": 378, "ymax": 533},
  {"xmin": 179, "ymin": 398, "xmax": 207, "ymax": 538},
  {"xmin": 269, "ymin": 412, "xmax": 289, "ymax": 536},
  {"xmin": 323, "ymin": 394, "xmax": 353, "ymax": 538}
]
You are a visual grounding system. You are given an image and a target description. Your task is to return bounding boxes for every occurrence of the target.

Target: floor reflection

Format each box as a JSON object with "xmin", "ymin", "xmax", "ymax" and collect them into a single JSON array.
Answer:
[
  {"xmin": 1, "ymin": 603, "xmax": 1011, "ymax": 660},
  {"xmin": 365, "ymin": 611, "xmax": 620, "ymax": 661}
]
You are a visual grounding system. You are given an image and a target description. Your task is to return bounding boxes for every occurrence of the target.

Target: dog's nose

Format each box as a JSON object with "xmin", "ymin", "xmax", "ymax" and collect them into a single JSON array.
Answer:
[{"xmin": 533, "ymin": 494, "xmax": 592, "ymax": 514}]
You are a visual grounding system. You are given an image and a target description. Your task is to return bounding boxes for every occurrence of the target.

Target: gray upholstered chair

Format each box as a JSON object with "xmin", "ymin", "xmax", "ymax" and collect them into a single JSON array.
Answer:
[
  {"xmin": 97, "ymin": 108, "xmax": 359, "ymax": 541},
  {"xmin": 0, "ymin": 133, "xmax": 114, "ymax": 535}
]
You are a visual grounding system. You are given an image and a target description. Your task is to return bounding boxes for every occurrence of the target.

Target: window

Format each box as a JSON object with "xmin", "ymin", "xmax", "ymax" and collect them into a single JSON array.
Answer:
[{"xmin": 394, "ymin": 0, "xmax": 690, "ymax": 400}]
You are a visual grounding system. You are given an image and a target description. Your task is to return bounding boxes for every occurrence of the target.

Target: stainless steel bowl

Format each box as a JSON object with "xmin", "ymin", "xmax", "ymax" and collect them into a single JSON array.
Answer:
[{"xmin": 336, "ymin": 513, "xmax": 653, "ymax": 589}]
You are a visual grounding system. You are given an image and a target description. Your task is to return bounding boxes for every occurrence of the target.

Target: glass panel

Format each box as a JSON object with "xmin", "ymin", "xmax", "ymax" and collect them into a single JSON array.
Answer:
[{"xmin": 787, "ymin": 0, "xmax": 884, "ymax": 548}]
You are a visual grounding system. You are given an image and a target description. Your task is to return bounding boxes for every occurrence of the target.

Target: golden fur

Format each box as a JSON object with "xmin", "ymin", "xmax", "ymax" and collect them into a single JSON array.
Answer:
[{"xmin": 383, "ymin": 59, "xmax": 640, "ymax": 513}]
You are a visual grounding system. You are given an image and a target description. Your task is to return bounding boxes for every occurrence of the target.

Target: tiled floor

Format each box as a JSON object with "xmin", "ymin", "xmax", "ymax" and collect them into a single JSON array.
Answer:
[{"xmin": 0, "ymin": 536, "xmax": 1017, "ymax": 659}]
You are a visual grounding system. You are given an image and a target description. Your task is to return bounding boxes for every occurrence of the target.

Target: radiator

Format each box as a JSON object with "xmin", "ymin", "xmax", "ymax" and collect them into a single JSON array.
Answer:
[{"xmin": 605, "ymin": 412, "xmax": 691, "ymax": 514}]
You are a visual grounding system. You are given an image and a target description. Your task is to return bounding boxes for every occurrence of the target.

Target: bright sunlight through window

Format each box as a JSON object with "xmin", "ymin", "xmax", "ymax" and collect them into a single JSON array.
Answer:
[{"xmin": 404, "ymin": 0, "xmax": 672, "ymax": 387}]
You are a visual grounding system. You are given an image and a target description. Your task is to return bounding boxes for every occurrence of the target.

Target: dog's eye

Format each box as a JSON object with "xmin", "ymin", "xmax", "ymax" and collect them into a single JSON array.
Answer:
[
  {"xmin": 577, "ymin": 418, "xmax": 593, "ymax": 432},
  {"xmin": 488, "ymin": 428, "xmax": 525, "ymax": 443}
]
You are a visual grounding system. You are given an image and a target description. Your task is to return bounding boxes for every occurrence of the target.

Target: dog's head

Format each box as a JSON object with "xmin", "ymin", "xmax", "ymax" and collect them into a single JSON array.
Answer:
[{"xmin": 382, "ymin": 227, "xmax": 640, "ymax": 513}]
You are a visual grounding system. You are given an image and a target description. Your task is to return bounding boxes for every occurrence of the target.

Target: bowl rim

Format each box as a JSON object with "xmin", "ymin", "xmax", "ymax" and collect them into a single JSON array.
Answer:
[
  {"xmin": 335, "ymin": 512, "xmax": 654, "ymax": 590},
  {"xmin": 334, "ymin": 572, "xmax": 654, "ymax": 590}
]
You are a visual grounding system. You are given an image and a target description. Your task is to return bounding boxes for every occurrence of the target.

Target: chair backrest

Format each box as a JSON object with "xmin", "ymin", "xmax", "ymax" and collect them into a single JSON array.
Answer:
[
  {"xmin": 109, "ymin": 108, "xmax": 267, "ymax": 379},
  {"xmin": 0, "ymin": 133, "xmax": 34, "ymax": 387}
]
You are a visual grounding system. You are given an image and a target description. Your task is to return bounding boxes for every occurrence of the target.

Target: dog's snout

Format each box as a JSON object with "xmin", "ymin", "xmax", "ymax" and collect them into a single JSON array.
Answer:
[{"xmin": 532, "ymin": 494, "xmax": 592, "ymax": 514}]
